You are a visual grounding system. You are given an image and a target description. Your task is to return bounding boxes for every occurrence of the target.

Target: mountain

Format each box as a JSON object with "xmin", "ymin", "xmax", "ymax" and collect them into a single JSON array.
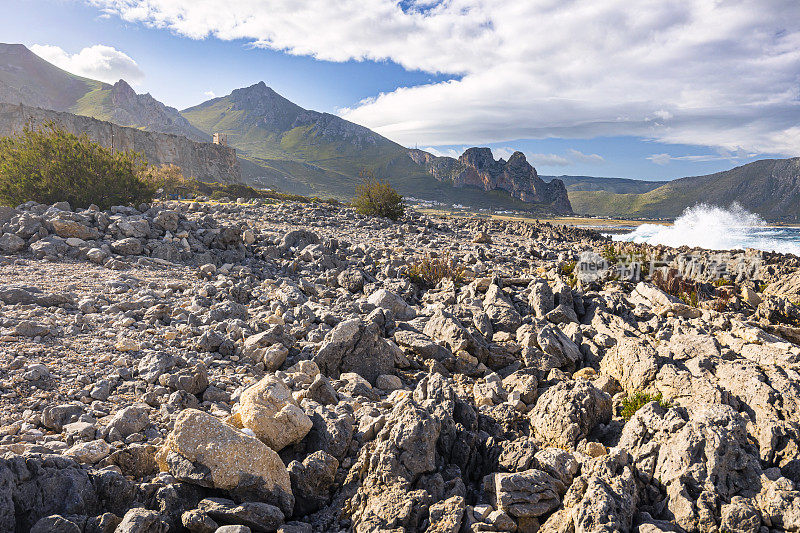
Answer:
[
  {"xmin": 563, "ymin": 158, "xmax": 800, "ymax": 221},
  {"xmin": 409, "ymin": 148, "xmax": 572, "ymax": 214},
  {"xmin": 543, "ymin": 175, "xmax": 663, "ymax": 194},
  {"xmin": 182, "ymin": 82, "xmax": 571, "ymax": 212},
  {"xmin": 181, "ymin": 81, "xmax": 401, "ymax": 173},
  {"xmin": 0, "ymin": 45, "xmax": 574, "ymax": 213},
  {"xmin": 0, "ymin": 43, "xmax": 206, "ymax": 141}
]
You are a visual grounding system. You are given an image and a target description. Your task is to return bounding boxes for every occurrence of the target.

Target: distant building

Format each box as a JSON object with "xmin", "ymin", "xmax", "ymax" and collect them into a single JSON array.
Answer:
[{"xmin": 212, "ymin": 133, "xmax": 228, "ymax": 146}]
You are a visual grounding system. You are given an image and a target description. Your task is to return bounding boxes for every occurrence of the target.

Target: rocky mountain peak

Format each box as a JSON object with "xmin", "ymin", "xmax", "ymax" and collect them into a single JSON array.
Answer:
[
  {"xmin": 413, "ymin": 146, "xmax": 572, "ymax": 214},
  {"xmin": 104, "ymin": 79, "xmax": 208, "ymax": 142},
  {"xmin": 224, "ymin": 82, "xmax": 305, "ymax": 132},
  {"xmin": 111, "ymin": 79, "xmax": 136, "ymax": 97},
  {"xmin": 504, "ymin": 151, "xmax": 538, "ymax": 180},
  {"xmin": 460, "ymin": 147, "xmax": 496, "ymax": 170}
]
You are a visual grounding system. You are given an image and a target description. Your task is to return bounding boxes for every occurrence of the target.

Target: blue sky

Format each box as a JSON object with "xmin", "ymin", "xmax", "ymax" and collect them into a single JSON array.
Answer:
[{"xmin": 4, "ymin": 0, "xmax": 798, "ymax": 181}]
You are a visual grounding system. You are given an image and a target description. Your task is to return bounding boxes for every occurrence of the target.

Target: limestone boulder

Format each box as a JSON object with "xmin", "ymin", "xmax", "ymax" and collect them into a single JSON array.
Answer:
[
  {"xmin": 530, "ymin": 380, "xmax": 611, "ymax": 450},
  {"xmin": 600, "ymin": 337, "xmax": 659, "ymax": 393},
  {"xmin": 492, "ymin": 469, "xmax": 561, "ymax": 519},
  {"xmin": 367, "ymin": 288, "xmax": 416, "ymax": 320},
  {"xmin": 156, "ymin": 409, "xmax": 293, "ymax": 515},
  {"xmin": 236, "ymin": 376, "xmax": 312, "ymax": 451},
  {"xmin": 313, "ymin": 318, "xmax": 396, "ymax": 385}
]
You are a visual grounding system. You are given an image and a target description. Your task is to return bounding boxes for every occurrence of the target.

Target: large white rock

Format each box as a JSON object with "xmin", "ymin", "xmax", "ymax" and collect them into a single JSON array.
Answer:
[
  {"xmin": 156, "ymin": 409, "xmax": 293, "ymax": 514},
  {"xmin": 236, "ymin": 376, "xmax": 312, "ymax": 451},
  {"xmin": 367, "ymin": 289, "xmax": 416, "ymax": 320}
]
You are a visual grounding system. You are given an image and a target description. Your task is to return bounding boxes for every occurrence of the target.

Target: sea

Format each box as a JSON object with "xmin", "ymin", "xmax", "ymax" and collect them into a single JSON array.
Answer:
[{"xmin": 599, "ymin": 204, "xmax": 800, "ymax": 255}]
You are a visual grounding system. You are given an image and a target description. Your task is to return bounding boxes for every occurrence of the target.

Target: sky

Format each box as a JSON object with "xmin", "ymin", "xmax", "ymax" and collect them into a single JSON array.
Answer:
[{"xmin": 3, "ymin": 0, "xmax": 799, "ymax": 180}]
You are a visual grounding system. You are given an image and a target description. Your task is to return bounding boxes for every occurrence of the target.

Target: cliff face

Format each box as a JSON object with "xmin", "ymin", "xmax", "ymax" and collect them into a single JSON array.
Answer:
[
  {"xmin": 409, "ymin": 147, "xmax": 573, "ymax": 214},
  {"xmin": 0, "ymin": 103, "xmax": 240, "ymax": 183}
]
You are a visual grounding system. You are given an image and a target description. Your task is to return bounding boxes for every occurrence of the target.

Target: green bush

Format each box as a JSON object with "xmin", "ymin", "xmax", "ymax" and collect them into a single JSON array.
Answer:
[
  {"xmin": 0, "ymin": 123, "xmax": 156, "ymax": 210},
  {"xmin": 559, "ymin": 260, "xmax": 577, "ymax": 276},
  {"xmin": 352, "ymin": 170, "xmax": 404, "ymax": 220},
  {"xmin": 601, "ymin": 244, "xmax": 619, "ymax": 264},
  {"xmin": 620, "ymin": 392, "xmax": 671, "ymax": 420}
]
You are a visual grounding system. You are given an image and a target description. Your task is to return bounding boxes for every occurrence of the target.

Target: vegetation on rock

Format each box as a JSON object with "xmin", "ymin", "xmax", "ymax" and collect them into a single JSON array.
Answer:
[
  {"xmin": 652, "ymin": 268, "xmax": 699, "ymax": 306},
  {"xmin": 405, "ymin": 254, "xmax": 465, "ymax": 289},
  {"xmin": 620, "ymin": 392, "xmax": 671, "ymax": 420}
]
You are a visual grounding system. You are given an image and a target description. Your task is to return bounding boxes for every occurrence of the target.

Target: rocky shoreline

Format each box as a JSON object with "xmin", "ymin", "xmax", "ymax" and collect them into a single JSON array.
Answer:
[{"xmin": 0, "ymin": 199, "xmax": 798, "ymax": 532}]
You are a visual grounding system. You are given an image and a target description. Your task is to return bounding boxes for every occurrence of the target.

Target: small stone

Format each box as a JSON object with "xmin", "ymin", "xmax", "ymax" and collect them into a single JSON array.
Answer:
[
  {"xmin": 473, "ymin": 231, "xmax": 492, "ymax": 244},
  {"xmin": 584, "ymin": 441, "xmax": 608, "ymax": 457},
  {"xmin": 106, "ymin": 404, "xmax": 150, "ymax": 439},
  {"xmin": 182, "ymin": 510, "xmax": 218, "ymax": 533},
  {"xmin": 375, "ymin": 374, "xmax": 403, "ymax": 391},
  {"xmin": 115, "ymin": 338, "xmax": 140, "ymax": 352},
  {"xmin": 65, "ymin": 439, "xmax": 112, "ymax": 463},
  {"xmin": 0, "ymin": 233, "xmax": 25, "ymax": 253}
]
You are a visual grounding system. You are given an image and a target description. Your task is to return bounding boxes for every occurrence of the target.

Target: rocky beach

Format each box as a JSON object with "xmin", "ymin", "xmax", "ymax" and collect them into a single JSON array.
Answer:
[{"xmin": 0, "ymin": 198, "xmax": 797, "ymax": 533}]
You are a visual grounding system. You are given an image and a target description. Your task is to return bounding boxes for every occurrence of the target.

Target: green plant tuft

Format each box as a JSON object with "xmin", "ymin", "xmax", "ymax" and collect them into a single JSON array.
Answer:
[
  {"xmin": 405, "ymin": 254, "xmax": 465, "ymax": 289},
  {"xmin": 602, "ymin": 244, "xmax": 619, "ymax": 265},
  {"xmin": 559, "ymin": 261, "xmax": 577, "ymax": 276},
  {"xmin": 620, "ymin": 392, "xmax": 671, "ymax": 420}
]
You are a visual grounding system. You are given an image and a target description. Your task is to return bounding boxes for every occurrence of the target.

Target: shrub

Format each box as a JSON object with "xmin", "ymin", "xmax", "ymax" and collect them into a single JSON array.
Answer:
[
  {"xmin": 0, "ymin": 122, "xmax": 156, "ymax": 210},
  {"xmin": 651, "ymin": 268, "xmax": 700, "ymax": 306},
  {"xmin": 352, "ymin": 170, "xmax": 404, "ymax": 220},
  {"xmin": 620, "ymin": 392, "xmax": 671, "ymax": 420},
  {"xmin": 559, "ymin": 260, "xmax": 577, "ymax": 276},
  {"xmin": 601, "ymin": 244, "xmax": 619, "ymax": 265},
  {"xmin": 405, "ymin": 254, "xmax": 465, "ymax": 289},
  {"xmin": 143, "ymin": 163, "xmax": 189, "ymax": 196}
]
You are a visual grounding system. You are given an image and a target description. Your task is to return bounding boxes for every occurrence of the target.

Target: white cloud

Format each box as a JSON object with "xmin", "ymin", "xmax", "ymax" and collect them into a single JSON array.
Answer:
[
  {"xmin": 88, "ymin": 0, "xmax": 800, "ymax": 154},
  {"xmin": 204, "ymin": 90, "xmax": 217, "ymax": 98},
  {"xmin": 422, "ymin": 146, "xmax": 463, "ymax": 158},
  {"xmin": 528, "ymin": 153, "xmax": 570, "ymax": 167},
  {"xmin": 648, "ymin": 153, "xmax": 674, "ymax": 166},
  {"xmin": 492, "ymin": 147, "xmax": 518, "ymax": 160},
  {"xmin": 31, "ymin": 44, "xmax": 144, "ymax": 84},
  {"xmin": 647, "ymin": 152, "xmax": 744, "ymax": 165},
  {"xmin": 566, "ymin": 149, "xmax": 605, "ymax": 164}
]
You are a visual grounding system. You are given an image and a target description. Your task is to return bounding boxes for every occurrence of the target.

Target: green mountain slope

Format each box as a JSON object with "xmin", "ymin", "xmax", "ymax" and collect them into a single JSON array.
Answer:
[
  {"xmin": 182, "ymin": 82, "xmax": 413, "ymax": 175},
  {"xmin": 566, "ymin": 158, "xmax": 800, "ymax": 221},
  {"xmin": 543, "ymin": 175, "xmax": 664, "ymax": 194},
  {"xmin": 0, "ymin": 43, "xmax": 104, "ymax": 110}
]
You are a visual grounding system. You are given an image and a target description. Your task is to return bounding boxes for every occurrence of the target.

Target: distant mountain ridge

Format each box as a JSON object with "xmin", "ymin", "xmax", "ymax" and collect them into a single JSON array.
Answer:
[
  {"xmin": 181, "ymin": 81, "xmax": 393, "ymax": 162},
  {"xmin": 557, "ymin": 159, "xmax": 800, "ymax": 221},
  {"xmin": 543, "ymin": 175, "xmax": 664, "ymax": 194},
  {"xmin": 410, "ymin": 148, "xmax": 572, "ymax": 214}
]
